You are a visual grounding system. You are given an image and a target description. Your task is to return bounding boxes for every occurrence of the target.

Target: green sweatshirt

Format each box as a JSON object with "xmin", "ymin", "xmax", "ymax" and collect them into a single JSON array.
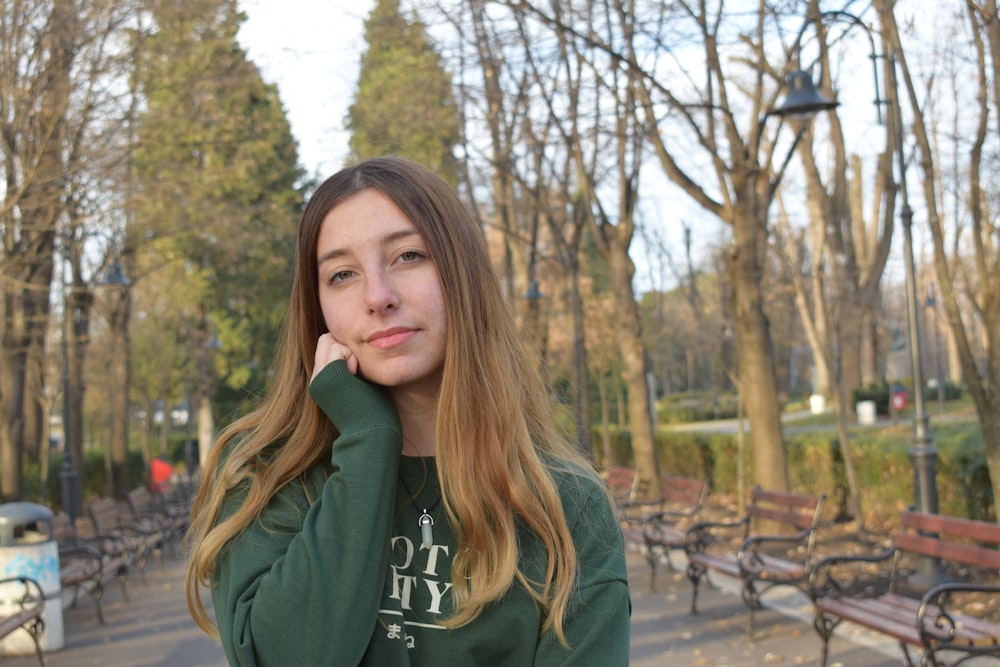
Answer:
[{"xmin": 211, "ymin": 361, "xmax": 630, "ymax": 665}]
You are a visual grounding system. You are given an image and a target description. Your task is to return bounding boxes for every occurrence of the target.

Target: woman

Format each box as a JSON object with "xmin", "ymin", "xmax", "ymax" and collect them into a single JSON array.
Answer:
[{"xmin": 185, "ymin": 156, "xmax": 630, "ymax": 665}]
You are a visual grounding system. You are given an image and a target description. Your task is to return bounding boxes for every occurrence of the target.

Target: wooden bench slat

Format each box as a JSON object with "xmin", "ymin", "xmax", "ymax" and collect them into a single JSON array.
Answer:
[
  {"xmin": 621, "ymin": 523, "xmax": 645, "ymax": 545},
  {"xmin": 690, "ymin": 553, "xmax": 740, "ymax": 577},
  {"xmin": 903, "ymin": 511, "xmax": 1000, "ymax": 544},
  {"xmin": 0, "ymin": 609, "xmax": 40, "ymax": 639},
  {"xmin": 878, "ymin": 592, "xmax": 923, "ymax": 613},
  {"xmin": 880, "ymin": 592, "xmax": 1000, "ymax": 641},
  {"xmin": 646, "ymin": 525, "xmax": 686, "ymax": 546},
  {"xmin": 817, "ymin": 596, "xmax": 922, "ymax": 643},
  {"xmin": 751, "ymin": 555, "xmax": 806, "ymax": 578},
  {"xmin": 747, "ymin": 505, "xmax": 815, "ymax": 530},
  {"xmin": 894, "ymin": 532, "xmax": 1000, "ymax": 570}
]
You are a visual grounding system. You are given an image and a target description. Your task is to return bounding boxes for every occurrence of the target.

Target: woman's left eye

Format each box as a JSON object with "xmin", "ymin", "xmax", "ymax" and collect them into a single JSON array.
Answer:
[{"xmin": 398, "ymin": 249, "xmax": 425, "ymax": 263}]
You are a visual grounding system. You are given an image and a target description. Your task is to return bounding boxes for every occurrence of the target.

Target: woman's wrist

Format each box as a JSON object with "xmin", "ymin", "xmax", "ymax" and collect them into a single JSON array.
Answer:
[{"xmin": 309, "ymin": 360, "xmax": 401, "ymax": 435}]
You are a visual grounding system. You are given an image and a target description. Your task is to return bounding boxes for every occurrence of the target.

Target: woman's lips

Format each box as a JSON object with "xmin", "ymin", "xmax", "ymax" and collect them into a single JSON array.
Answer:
[{"xmin": 367, "ymin": 327, "xmax": 417, "ymax": 350}]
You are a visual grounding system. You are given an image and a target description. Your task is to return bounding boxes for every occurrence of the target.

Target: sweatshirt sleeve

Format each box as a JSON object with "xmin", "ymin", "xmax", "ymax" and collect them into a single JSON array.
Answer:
[
  {"xmin": 211, "ymin": 360, "xmax": 402, "ymax": 666},
  {"xmin": 533, "ymin": 475, "xmax": 632, "ymax": 666}
]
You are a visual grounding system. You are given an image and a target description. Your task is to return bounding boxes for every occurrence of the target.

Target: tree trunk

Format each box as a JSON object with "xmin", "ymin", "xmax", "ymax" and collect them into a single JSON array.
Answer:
[
  {"xmin": 157, "ymin": 396, "xmax": 169, "ymax": 460},
  {"xmin": 837, "ymin": 293, "xmax": 864, "ymax": 415},
  {"xmin": 608, "ymin": 247, "xmax": 659, "ymax": 499},
  {"xmin": 568, "ymin": 260, "xmax": 591, "ymax": 457},
  {"xmin": 66, "ymin": 283, "xmax": 92, "ymax": 515},
  {"xmin": 946, "ymin": 326, "xmax": 963, "ymax": 385},
  {"xmin": 860, "ymin": 311, "xmax": 881, "ymax": 387},
  {"xmin": 0, "ymin": 330, "xmax": 28, "ymax": 501},
  {"xmin": 599, "ymin": 376, "xmax": 611, "ymax": 467},
  {"xmin": 108, "ymin": 285, "xmax": 131, "ymax": 499},
  {"xmin": 729, "ymin": 207, "xmax": 788, "ymax": 494},
  {"xmin": 198, "ymin": 395, "xmax": 215, "ymax": 471},
  {"xmin": 23, "ymin": 353, "xmax": 45, "ymax": 463}
]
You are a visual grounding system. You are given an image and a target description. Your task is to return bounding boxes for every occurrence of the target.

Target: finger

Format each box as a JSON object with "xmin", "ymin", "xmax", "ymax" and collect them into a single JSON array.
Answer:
[{"xmin": 312, "ymin": 334, "xmax": 355, "ymax": 381}]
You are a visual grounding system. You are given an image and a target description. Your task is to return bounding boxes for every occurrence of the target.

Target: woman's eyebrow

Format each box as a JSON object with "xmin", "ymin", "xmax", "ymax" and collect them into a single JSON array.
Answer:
[
  {"xmin": 382, "ymin": 228, "xmax": 421, "ymax": 246},
  {"xmin": 317, "ymin": 228, "xmax": 422, "ymax": 265}
]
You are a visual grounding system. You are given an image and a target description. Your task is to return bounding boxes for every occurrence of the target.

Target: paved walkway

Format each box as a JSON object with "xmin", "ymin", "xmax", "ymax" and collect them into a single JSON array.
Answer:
[
  {"xmin": 627, "ymin": 548, "xmax": 903, "ymax": 666},
  {"xmin": 1, "ymin": 547, "xmax": 906, "ymax": 666}
]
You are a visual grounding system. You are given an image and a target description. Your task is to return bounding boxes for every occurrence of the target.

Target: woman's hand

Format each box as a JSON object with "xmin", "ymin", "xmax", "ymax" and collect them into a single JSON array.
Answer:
[{"xmin": 312, "ymin": 333, "xmax": 358, "ymax": 381}]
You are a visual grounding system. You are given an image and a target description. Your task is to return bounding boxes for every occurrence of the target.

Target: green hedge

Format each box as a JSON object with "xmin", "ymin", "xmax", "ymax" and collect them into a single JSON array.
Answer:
[
  {"xmin": 656, "ymin": 393, "xmax": 739, "ymax": 425},
  {"xmin": 593, "ymin": 420, "xmax": 994, "ymax": 526}
]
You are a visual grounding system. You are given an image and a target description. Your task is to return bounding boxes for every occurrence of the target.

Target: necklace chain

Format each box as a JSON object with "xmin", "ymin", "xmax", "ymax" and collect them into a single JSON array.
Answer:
[
  {"xmin": 399, "ymin": 471, "xmax": 441, "ymax": 549},
  {"xmin": 399, "ymin": 472, "xmax": 441, "ymax": 514}
]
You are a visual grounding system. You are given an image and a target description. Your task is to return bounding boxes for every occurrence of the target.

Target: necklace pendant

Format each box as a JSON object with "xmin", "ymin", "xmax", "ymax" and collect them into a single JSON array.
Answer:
[{"xmin": 418, "ymin": 511, "xmax": 434, "ymax": 549}]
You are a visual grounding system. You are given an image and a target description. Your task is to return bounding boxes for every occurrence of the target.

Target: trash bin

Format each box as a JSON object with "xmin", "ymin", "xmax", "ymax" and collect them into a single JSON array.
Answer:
[
  {"xmin": 856, "ymin": 400, "xmax": 877, "ymax": 425},
  {"xmin": 0, "ymin": 502, "xmax": 63, "ymax": 654}
]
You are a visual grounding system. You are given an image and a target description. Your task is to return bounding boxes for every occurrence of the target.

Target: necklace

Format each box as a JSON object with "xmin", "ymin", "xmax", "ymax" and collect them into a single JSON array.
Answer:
[{"xmin": 399, "ymin": 472, "xmax": 441, "ymax": 549}]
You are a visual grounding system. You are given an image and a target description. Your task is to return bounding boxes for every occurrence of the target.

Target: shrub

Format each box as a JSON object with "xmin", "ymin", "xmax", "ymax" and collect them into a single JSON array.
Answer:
[
  {"xmin": 647, "ymin": 418, "xmax": 991, "ymax": 526},
  {"xmin": 657, "ymin": 393, "xmax": 739, "ymax": 424}
]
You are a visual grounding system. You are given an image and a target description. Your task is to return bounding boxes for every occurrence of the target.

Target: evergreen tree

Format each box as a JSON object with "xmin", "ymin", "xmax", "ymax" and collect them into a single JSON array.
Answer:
[
  {"xmin": 347, "ymin": 0, "xmax": 460, "ymax": 184},
  {"xmin": 133, "ymin": 0, "xmax": 303, "ymax": 464}
]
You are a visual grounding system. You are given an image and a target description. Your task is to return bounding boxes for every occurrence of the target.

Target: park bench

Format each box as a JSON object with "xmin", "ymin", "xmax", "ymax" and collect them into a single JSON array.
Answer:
[
  {"xmin": 125, "ymin": 486, "xmax": 189, "ymax": 553},
  {"xmin": 49, "ymin": 513, "xmax": 129, "ymax": 624},
  {"xmin": 620, "ymin": 473, "xmax": 710, "ymax": 591},
  {"xmin": 684, "ymin": 486, "xmax": 826, "ymax": 636},
  {"xmin": 83, "ymin": 497, "xmax": 164, "ymax": 577},
  {"xmin": 809, "ymin": 510, "xmax": 1000, "ymax": 667},
  {"xmin": 0, "ymin": 576, "xmax": 46, "ymax": 666},
  {"xmin": 602, "ymin": 466, "xmax": 647, "ymax": 514}
]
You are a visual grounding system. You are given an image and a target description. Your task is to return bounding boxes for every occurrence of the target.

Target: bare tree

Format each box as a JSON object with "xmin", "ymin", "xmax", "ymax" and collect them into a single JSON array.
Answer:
[
  {"xmin": 1, "ymin": 0, "xmax": 140, "ymax": 504},
  {"xmin": 773, "ymin": 2, "xmax": 897, "ymax": 530},
  {"xmin": 2, "ymin": 0, "xmax": 78, "ymax": 501},
  {"xmin": 439, "ymin": 0, "xmax": 659, "ymax": 483},
  {"xmin": 580, "ymin": 0, "xmax": 800, "ymax": 493},
  {"xmin": 518, "ymin": 0, "xmax": 660, "ymax": 495},
  {"xmin": 877, "ymin": 0, "xmax": 1000, "ymax": 506},
  {"xmin": 790, "ymin": 4, "xmax": 895, "ymax": 411}
]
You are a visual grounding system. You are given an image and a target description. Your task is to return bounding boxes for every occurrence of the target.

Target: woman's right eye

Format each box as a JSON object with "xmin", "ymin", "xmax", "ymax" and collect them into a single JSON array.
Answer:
[{"xmin": 327, "ymin": 270, "xmax": 354, "ymax": 285}]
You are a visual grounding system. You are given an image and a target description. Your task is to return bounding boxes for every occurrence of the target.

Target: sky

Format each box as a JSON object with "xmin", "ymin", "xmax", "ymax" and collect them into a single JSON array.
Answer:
[{"xmin": 237, "ymin": 0, "xmax": 375, "ymax": 178}]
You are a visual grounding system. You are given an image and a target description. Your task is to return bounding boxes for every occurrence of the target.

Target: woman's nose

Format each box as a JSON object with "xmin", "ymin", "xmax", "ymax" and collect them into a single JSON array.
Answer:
[{"xmin": 365, "ymin": 270, "xmax": 400, "ymax": 313}]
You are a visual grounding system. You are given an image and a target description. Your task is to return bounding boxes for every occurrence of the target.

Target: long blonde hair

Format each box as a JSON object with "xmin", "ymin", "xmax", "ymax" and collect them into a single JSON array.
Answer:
[{"xmin": 185, "ymin": 156, "xmax": 593, "ymax": 644}]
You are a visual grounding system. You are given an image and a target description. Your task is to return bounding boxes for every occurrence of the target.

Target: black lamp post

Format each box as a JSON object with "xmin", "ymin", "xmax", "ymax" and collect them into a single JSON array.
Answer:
[
  {"xmin": 100, "ymin": 258, "xmax": 132, "ymax": 497},
  {"xmin": 59, "ymin": 309, "xmax": 78, "ymax": 522},
  {"xmin": 924, "ymin": 284, "xmax": 945, "ymax": 413},
  {"xmin": 772, "ymin": 13, "xmax": 939, "ymax": 523}
]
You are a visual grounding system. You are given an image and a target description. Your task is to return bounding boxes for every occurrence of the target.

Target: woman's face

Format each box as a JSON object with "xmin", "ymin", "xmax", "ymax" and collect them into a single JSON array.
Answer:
[{"xmin": 315, "ymin": 188, "xmax": 447, "ymax": 392}]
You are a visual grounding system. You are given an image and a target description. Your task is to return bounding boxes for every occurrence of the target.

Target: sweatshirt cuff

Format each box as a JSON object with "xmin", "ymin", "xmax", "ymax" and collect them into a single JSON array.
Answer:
[{"xmin": 308, "ymin": 360, "xmax": 402, "ymax": 435}]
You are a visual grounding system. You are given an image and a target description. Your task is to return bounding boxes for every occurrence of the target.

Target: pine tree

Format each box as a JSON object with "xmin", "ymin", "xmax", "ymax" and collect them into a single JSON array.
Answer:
[
  {"xmin": 347, "ymin": 0, "xmax": 460, "ymax": 184},
  {"xmin": 132, "ymin": 0, "xmax": 303, "ymax": 479}
]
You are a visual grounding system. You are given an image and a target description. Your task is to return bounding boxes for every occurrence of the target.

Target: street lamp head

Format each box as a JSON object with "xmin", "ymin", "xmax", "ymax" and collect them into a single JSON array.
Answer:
[
  {"xmin": 772, "ymin": 70, "xmax": 839, "ymax": 119},
  {"xmin": 522, "ymin": 279, "xmax": 543, "ymax": 301},
  {"xmin": 100, "ymin": 261, "xmax": 132, "ymax": 287}
]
